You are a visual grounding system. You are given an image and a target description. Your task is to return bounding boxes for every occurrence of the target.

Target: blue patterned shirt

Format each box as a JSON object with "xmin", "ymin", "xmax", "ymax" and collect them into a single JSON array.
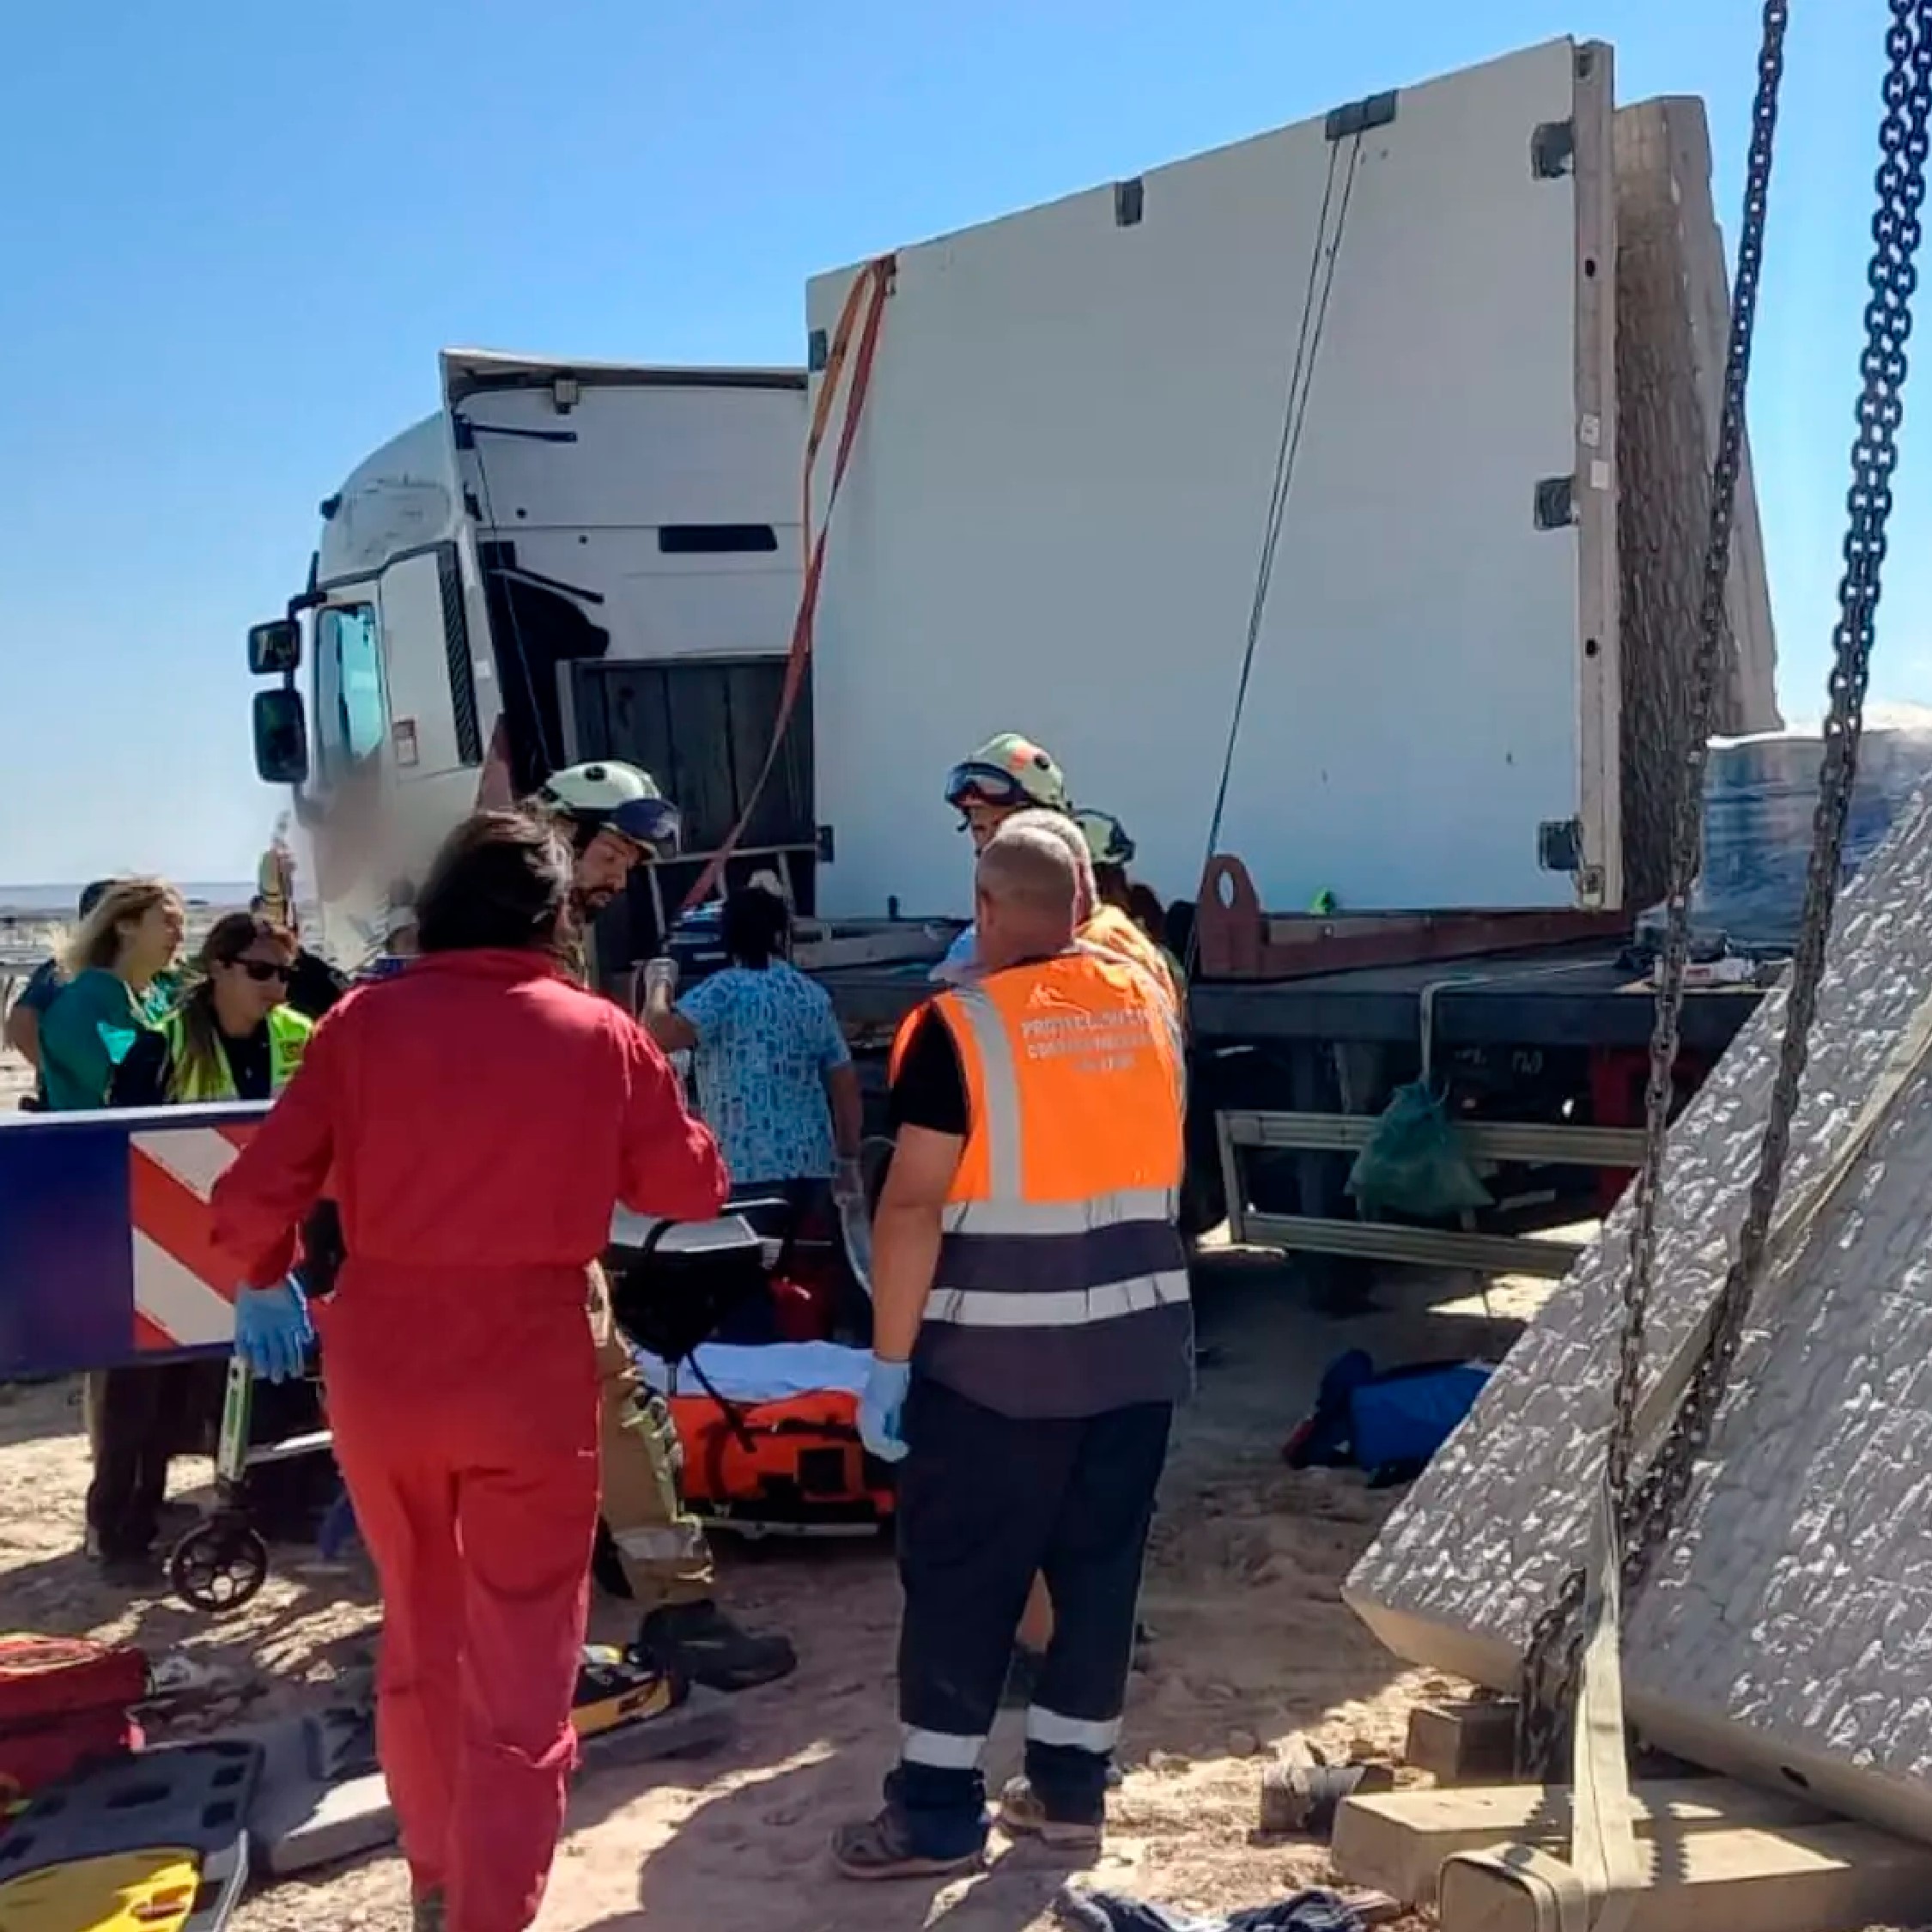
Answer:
[{"xmin": 676, "ymin": 963, "xmax": 850, "ymax": 1185}]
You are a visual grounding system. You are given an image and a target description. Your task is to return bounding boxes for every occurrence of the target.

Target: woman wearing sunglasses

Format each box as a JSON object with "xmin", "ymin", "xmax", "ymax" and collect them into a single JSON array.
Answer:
[{"xmin": 110, "ymin": 911, "xmax": 311, "ymax": 1107}]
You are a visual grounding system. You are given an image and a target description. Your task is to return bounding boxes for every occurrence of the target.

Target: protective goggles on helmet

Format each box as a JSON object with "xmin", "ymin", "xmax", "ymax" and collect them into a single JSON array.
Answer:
[
  {"xmin": 1079, "ymin": 811, "xmax": 1137, "ymax": 867},
  {"xmin": 606, "ymin": 796, "xmax": 683, "ymax": 858},
  {"xmin": 944, "ymin": 762, "xmax": 1030, "ymax": 811}
]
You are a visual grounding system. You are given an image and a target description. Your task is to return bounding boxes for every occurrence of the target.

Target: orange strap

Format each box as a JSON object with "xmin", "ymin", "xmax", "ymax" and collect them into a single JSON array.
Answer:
[{"xmin": 682, "ymin": 253, "xmax": 895, "ymax": 911}]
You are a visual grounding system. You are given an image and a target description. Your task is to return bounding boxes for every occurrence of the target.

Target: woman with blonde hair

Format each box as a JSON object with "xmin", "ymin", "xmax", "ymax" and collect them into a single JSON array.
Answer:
[
  {"xmin": 37, "ymin": 877, "xmax": 188, "ymax": 1580},
  {"xmin": 38, "ymin": 876, "xmax": 185, "ymax": 1111}
]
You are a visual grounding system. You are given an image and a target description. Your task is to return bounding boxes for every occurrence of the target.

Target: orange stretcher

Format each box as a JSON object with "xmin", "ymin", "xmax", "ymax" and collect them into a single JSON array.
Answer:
[
  {"xmin": 665, "ymin": 1387, "xmax": 894, "ymax": 1535},
  {"xmin": 605, "ymin": 1206, "xmax": 895, "ymax": 1536}
]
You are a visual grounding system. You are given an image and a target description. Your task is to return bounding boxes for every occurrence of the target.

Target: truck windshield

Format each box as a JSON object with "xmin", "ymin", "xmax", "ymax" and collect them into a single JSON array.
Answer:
[{"xmin": 315, "ymin": 602, "xmax": 386, "ymax": 781}]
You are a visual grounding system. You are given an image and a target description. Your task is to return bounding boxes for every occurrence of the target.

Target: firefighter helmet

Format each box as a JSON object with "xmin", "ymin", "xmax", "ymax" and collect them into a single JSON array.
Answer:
[
  {"xmin": 534, "ymin": 761, "xmax": 682, "ymax": 859},
  {"xmin": 943, "ymin": 733, "xmax": 1070, "ymax": 816}
]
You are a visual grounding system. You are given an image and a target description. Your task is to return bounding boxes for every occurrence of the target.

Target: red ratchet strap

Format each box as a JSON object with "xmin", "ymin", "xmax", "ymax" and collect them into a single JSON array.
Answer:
[{"xmin": 681, "ymin": 253, "xmax": 896, "ymax": 911}]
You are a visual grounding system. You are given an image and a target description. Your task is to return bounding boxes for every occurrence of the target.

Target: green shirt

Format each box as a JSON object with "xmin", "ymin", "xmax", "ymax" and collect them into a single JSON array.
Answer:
[{"xmin": 39, "ymin": 969, "xmax": 174, "ymax": 1112}]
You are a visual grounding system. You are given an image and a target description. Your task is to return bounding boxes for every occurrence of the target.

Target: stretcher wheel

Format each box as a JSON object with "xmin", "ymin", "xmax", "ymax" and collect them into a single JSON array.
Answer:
[{"xmin": 168, "ymin": 1518, "xmax": 270, "ymax": 1613}]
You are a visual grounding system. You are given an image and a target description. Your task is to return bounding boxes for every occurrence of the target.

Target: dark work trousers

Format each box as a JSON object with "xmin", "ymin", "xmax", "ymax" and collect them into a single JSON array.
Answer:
[
  {"xmin": 84, "ymin": 1362, "xmax": 223, "ymax": 1560},
  {"xmin": 890, "ymin": 1376, "xmax": 1173, "ymax": 1858}
]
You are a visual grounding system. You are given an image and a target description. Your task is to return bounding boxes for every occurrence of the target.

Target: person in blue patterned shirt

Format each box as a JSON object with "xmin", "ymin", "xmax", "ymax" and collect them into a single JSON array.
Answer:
[{"xmin": 645, "ymin": 887, "xmax": 862, "ymax": 1198}]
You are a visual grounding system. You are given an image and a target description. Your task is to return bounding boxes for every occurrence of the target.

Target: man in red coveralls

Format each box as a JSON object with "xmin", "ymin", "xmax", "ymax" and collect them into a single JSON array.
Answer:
[{"xmin": 211, "ymin": 813, "xmax": 727, "ymax": 1932}]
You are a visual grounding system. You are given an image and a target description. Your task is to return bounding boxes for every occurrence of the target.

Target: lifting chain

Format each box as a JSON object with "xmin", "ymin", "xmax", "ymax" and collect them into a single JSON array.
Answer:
[{"xmin": 1518, "ymin": 0, "xmax": 1932, "ymax": 1778}]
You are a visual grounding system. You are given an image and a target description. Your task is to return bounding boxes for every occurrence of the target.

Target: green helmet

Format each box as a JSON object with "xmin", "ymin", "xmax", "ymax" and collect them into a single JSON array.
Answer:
[
  {"xmin": 1074, "ymin": 809, "xmax": 1136, "ymax": 869},
  {"xmin": 944, "ymin": 732, "xmax": 1071, "ymax": 815}
]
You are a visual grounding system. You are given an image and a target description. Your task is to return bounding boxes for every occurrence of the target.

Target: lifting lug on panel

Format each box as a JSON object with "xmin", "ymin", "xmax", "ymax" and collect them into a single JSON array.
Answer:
[
  {"xmin": 1534, "ymin": 476, "xmax": 1577, "ymax": 530},
  {"xmin": 1539, "ymin": 817, "xmax": 1585, "ymax": 873},
  {"xmin": 1531, "ymin": 118, "xmax": 1576, "ymax": 179},
  {"xmin": 1325, "ymin": 89, "xmax": 1398, "ymax": 143}
]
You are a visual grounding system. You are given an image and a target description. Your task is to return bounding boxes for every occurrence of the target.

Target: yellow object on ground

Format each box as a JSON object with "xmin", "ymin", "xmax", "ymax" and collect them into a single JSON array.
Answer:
[
  {"xmin": 571, "ymin": 1645, "xmax": 682, "ymax": 1741},
  {"xmin": 0, "ymin": 1847, "xmax": 201, "ymax": 1932}
]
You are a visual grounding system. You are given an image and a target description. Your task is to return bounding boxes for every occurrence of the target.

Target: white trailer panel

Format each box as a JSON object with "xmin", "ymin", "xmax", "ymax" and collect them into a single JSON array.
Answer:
[
  {"xmin": 440, "ymin": 356, "xmax": 807, "ymax": 670},
  {"xmin": 809, "ymin": 38, "xmax": 1617, "ymax": 920}
]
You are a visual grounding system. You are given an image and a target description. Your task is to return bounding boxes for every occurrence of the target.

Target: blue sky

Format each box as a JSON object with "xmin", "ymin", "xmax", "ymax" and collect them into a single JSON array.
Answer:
[{"xmin": 0, "ymin": 1, "xmax": 1922, "ymax": 884}]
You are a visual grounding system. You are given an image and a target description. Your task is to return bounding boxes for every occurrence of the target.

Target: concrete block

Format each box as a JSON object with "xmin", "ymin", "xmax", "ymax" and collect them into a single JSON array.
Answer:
[{"xmin": 1346, "ymin": 790, "xmax": 1932, "ymax": 1844}]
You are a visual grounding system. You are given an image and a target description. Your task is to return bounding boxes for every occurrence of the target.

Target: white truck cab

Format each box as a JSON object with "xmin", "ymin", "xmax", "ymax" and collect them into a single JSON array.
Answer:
[{"xmin": 247, "ymin": 353, "xmax": 807, "ymax": 970}]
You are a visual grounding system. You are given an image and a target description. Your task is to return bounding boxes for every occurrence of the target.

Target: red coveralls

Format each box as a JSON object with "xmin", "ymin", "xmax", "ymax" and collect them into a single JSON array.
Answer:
[{"xmin": 210, "ymin": 949, "xmax": 726, "ymax": 1932}]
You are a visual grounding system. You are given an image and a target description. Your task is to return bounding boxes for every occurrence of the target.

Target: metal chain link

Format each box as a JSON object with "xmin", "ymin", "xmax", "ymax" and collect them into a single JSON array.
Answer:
[
  {"xmin": 1516, "ymin": 0, "xmax": 1790, "ymax": 1773},
  {"xmin": 1520, "ymin": 0, "xmax": 1932, "ymax": 1777}
]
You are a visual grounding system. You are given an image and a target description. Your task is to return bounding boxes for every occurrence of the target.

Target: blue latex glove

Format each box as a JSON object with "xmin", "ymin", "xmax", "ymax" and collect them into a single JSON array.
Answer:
[
  {"xmin": 859, "ymin": 1357, "xmax": 912, "ymax": 1463},
  {"xmin": 234, "ymin": 1279, "xmax": 313, "ymax": 1384}
]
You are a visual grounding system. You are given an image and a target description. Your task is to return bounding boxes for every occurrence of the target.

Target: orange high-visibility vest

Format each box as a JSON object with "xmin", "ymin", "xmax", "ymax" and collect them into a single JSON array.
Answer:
[
  {"xmin": 890, "ymin": 945, "xmax": 1191, "ymax": 1419},
  {"xmin": 1081, "ymin": 902, "xmax": 1184, "ymax": 1016}
]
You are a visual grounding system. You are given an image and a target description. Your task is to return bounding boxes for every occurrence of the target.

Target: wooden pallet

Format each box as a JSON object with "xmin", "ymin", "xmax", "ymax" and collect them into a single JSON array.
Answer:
[{"xmin": 1333, "ymin": 1778, "xmax": 1932, "ymax": 1930}]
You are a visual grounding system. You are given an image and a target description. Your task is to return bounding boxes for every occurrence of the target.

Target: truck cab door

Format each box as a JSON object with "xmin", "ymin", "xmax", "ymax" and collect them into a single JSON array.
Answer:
[
  {"xmin": 307, "ymin": 586, "xmax": 392, "ymax": 946},
  {"xmin": 374, "ymin": 545, "xmax": 484, "ymax": 788},
  {"xmin": 307, "ymin": 545, "xmax": 486, "ymax": 958}
]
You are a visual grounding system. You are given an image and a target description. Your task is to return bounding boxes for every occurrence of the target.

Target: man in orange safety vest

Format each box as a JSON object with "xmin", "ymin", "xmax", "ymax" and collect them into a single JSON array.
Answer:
[{"xmin": 832, "ymin": 817, "xmax": 1189, "ymax": 1880}]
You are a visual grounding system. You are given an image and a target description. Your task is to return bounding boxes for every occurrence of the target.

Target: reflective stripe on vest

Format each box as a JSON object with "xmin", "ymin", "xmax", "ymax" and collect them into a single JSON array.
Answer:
[
  {"xmin": 160, "ymin": 1004, "xmax": 312, "ymax": 1103},
  {"xmin": 916, "ymin": 952, "xmax": 1188, "ymax": 1336}
]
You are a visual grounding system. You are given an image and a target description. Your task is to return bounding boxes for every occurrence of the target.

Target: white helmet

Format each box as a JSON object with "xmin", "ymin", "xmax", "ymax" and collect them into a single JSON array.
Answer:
[{"xmin": 533, "ymin": 761, "xmax": 682, "ymax": 859}]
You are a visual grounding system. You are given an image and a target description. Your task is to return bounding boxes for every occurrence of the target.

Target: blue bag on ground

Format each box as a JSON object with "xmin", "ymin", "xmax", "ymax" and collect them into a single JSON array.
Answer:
[
  {"xmin": 1284, "ymin": 1350, "xmax": 1490, "ymax": 1485},
  {"xmin": 1350, "ymin": 1361, "xmax": 1491, "ymax": 1471},
  {"xmin": 1345, "ymin": 1081, "xmax": 1491, "ymax": 1220}
]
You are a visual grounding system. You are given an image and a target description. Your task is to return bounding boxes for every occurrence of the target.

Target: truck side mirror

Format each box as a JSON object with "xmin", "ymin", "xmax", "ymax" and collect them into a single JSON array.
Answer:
[
  {"xmin": 248, "ymin": 619, "xmax": 302, "ymax": 676},
  {"xmin": 253, "ymin": 689, "xmax": 310, "ymax": 786}
]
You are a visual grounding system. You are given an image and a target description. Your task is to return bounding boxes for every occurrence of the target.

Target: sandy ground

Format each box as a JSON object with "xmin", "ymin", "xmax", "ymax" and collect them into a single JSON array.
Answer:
[
  {"xmin": 0, "ymin": 1230, "xmax": 1544, "ymax": 1932},
  {"xmin": 0, "ymin": 1002, "xmax": 1540, "ymax": 1930}
]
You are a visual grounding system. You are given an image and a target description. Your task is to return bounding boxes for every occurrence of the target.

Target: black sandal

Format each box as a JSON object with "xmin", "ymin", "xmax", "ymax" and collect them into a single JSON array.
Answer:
[{"xmin": 831, "ymin": 1808, "xmax": 984, "ymax": 1882}]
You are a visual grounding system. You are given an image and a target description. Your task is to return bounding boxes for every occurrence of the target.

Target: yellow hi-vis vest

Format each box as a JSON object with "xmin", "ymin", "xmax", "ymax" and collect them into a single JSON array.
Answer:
[{"xmin": 158, "ymin": 1005, "xmax": 313, "ymax": 1103}]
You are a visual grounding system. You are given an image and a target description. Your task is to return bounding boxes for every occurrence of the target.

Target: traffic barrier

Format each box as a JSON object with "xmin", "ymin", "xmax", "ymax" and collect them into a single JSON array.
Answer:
[{"xmin": 0, "ymin": 1103, "xmax": 268, "ymax": 1376}]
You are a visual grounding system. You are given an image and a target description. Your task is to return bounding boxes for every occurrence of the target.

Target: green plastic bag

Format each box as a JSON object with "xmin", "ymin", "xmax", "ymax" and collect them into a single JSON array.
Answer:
[{"xmin": 1346, "ymin": 1080, "xmax": 1492, "ymax": 1220}]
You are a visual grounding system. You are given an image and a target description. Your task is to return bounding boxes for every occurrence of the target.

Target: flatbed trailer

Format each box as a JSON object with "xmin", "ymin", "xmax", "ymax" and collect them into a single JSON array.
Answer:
[
  {"xmin": 817, "ymin": 942, "xmax": 1764, "ymax": 1280},
  {"xmin": 1193, "ymin": 944, "xmax": 1760, "ymax": 1279}
]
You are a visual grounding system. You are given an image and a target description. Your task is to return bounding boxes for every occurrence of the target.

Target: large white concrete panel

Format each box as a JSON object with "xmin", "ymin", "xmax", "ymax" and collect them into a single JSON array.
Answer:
[{"xmin": 809, "ymin": 39, "xmax": 1604, "ymax": 920}]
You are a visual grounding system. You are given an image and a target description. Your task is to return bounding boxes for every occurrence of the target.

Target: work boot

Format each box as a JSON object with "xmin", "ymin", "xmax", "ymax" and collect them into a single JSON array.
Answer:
[
  {"xmin": 633, "ymin": 1599, "xmax": 796, "ymax": 1693},
  {"xmin": 996, "ymin": 1776, "xmax": 1104, "ymax": 1856}
]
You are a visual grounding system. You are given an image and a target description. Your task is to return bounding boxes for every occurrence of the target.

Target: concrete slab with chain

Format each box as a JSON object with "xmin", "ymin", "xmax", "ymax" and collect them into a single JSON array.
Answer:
[{"xmin": 1340, "ymin": 3, "xmax": 1932, "ymax": 1924}]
